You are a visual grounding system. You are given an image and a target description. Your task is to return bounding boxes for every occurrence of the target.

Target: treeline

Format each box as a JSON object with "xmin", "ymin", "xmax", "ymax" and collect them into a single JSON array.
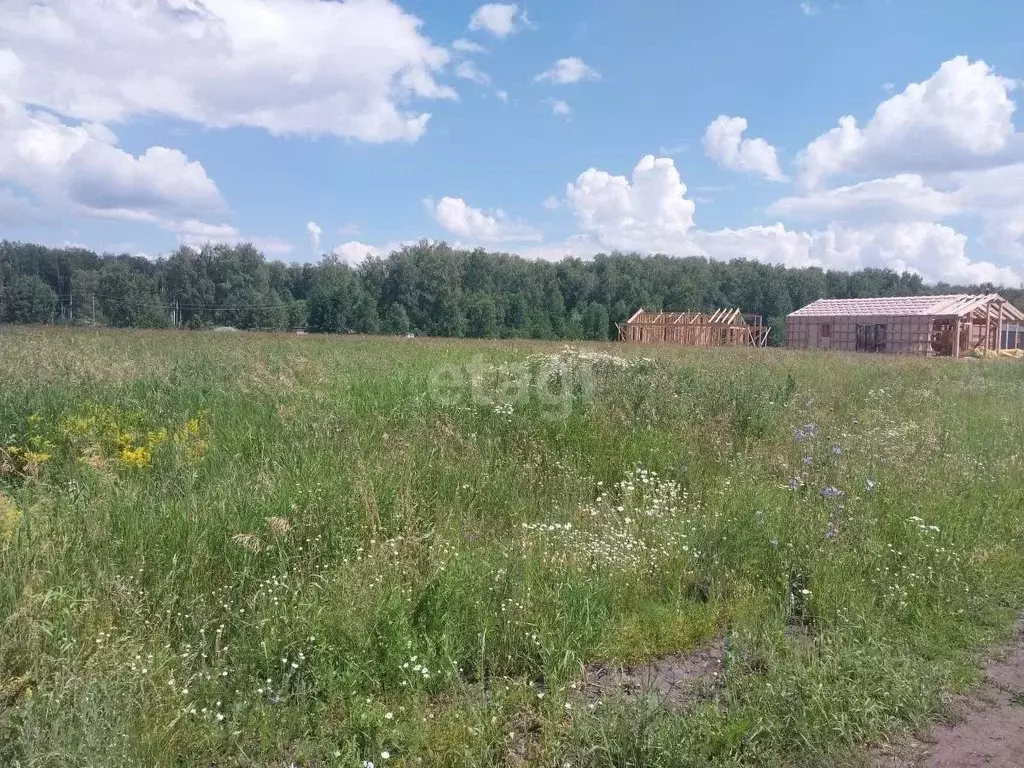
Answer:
[{"xmin": 2, "ymin": 240, "xmax": 1021, "ymax": 344}]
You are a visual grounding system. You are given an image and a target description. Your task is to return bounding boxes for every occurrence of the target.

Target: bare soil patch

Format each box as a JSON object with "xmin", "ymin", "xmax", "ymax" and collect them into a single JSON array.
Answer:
[
  {"xmin": 579, "ymin": 636, "xmax": 726, "ymax": 712},
  {"xmin": 870, "ymin": 620, "xmax": 1024, "ymax": 768}
]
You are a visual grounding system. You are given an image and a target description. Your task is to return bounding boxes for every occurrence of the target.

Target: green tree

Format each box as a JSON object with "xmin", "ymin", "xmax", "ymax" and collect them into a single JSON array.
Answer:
[
  {"xmin": 97, "ymin": 262, "xmax": 168, "ymax": 328},
  {"xmin": 583, "ymin": 302, "xmax": 610, "ymax": 341},
  {"xmin": 465, "ymin": 292, "xmax": 500, "ymax": 338},
  {"xmin": 382, "ymin": 303, "xmax": 411, "ymax": 335},
  {"xmin": 1, "ymin": 274, "xmax": 57, "ymax": 324},
  {"xmin": 286, "ymin": 300, "xmax": 308, "ymax": 329}
]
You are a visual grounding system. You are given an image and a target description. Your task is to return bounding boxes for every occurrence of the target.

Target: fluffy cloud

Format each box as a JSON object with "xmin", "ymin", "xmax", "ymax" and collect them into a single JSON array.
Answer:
[
  {"xmin": 796, "ymin": 56, "xmax": 1019, "ymax": 188},
  {"xmin": 768, "ymin": 162, "xmax": 1024, "ymax": 264},
  {"xmin": 0, "ymin": 187, "xmax": 40, "ymax": 224},
  {"xmin": 534, "ymin": 57, "xmax": 601, "ymax": 85},
  {"xmin": 333, "ymin": 240, "xmax": 384, "ymax": 264},
  {"xmin": 565, "ymin": 155, "xmax": 696, "ymax": 253},
  {"xmin": 332, "ymin": 239, "xmax": 419, "ymax": 265},
  {"xmin": 468, "ymin": 4, "xmax": 527, "ymax": 38},
  {"xmin": 455, "ymin": 61, "xmax": 491, "ymax": 87},
  {"xmin": 174, "ymin": 219, "xmax": 294, "ymax": 256},
  {"xmin": 949, "ymin": 163, "xmax": 1024, "ymax": 260},
  {"xmin": 703, "ymin": 116, "xmax": 786, "ymax": 182},
  {"xmin": 807, "ymin": 222, "xmax": 1018, "ymax": 285},
  {"xmin": 689, "ymin": 222, "xmax": 1012, "ymax": 284},
  {"xmin": 454, "ymin": 60, "xmax": 507, "ymax": 101},
  {"xmin": 306, "ymin": 221, "xmax": 323, "ymax": 252},
  {"xmin": 548, "ymin": 99, "xmax": 572, "ymax": 118},
  {"xmin": 0, "ymin": 97, "xmax": 222, "ymax": 220},
  {"xmin": 452, "ymin": 38, "xmax": 486, "ymax": 54},
  {"xmin": 426, "ymin": 196, "xmax": 540, "ymax": 242},
  {"xmin": 0, "ymin": 0, "xmax": 455, "ymax": 144},
  {"xmin": 767, "ymin": 174, "xmax": 959, "ymax": 222},
  {"xmin": 559, "ymin": 155, "xmax": 1017, "ymax": 284}
]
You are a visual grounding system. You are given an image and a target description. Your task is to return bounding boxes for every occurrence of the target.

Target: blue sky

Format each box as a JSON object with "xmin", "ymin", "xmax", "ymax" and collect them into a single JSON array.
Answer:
[{"xmin": 2, "ymin": 0, "xmax": 1024, "ymax": 285}]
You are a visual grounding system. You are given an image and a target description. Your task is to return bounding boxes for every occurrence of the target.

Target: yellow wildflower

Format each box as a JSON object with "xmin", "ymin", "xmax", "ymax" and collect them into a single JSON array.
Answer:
[
  {"xmin": 119, "ymin": 446, "xmax": 151, "ymax": 468},
  {"xmin": 0, "ymin": 494, "xmax": 22, "ymax": 545},
  {"xmin": 62, "ymin": 416, "xmax": 96, "ymax": 437},
  {"xmin": 146, "ymin": 428, "xmax": 168, "ymax": 448},
  {"xmin": 26, "ymin": 413, "xmax": 42, "ymax": 427}
]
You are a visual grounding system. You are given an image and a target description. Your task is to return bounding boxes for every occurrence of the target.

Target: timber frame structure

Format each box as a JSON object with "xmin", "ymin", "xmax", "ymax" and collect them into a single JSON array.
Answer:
[
  {"xmin": 617, "ymin": 308, "xmax": 770, "ymax": 348},
  {"xmin": 785, "ymin": 294, "xmax": 1024, "ymax": 357}
]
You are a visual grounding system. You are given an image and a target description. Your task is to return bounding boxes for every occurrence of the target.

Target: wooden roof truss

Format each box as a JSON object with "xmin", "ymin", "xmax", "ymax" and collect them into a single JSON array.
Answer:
[{"xmin": 617, "ymin": 308, "xmax": 769, "ymax": 348}]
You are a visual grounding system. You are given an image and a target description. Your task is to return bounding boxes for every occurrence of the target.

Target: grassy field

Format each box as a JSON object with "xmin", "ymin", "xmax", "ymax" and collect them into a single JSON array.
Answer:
[{"xmin": 1, "ymin": 327, "xmax": 1023, "ymax": 767}]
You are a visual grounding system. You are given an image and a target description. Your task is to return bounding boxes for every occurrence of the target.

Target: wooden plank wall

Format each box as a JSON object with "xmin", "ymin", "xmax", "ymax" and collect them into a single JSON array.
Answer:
[
  {"xmin": 786, "ymin": 315, "xmax": 935, "ymax": 355},
  {"xmin": 784, "ymin": 299, "xmax": 1017, "ymax": 356}
]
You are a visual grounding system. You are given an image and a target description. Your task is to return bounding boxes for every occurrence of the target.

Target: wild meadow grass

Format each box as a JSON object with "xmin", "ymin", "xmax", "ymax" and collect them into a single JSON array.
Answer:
[{"xmin": 1, "ymin": 326, "xmax": 1023, "ymax": 767}]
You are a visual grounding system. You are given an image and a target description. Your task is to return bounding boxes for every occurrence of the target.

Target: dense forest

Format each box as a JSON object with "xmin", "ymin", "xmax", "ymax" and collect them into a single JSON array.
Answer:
[{"xmin": 1, "ymin": 240, "xmax": 1021, "ymax": 344}]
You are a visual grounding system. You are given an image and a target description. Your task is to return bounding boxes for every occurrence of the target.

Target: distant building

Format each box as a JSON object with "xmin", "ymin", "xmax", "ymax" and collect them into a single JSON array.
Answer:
[
  {"xmin": 1002, "ymin": 323, "xmax": 1024, "ymax": 350},
  {"xmin": 785, "ymin": 294, "xmax": 1024, "ymax": 357},
  {"xmin": 617, "ymin": 308, "xmax": 769, "ymax": 348}
]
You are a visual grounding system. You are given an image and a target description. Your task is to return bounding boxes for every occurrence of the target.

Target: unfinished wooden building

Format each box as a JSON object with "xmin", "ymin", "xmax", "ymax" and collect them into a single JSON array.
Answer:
[
  {"xmin": 617, "ymin": 308, "xmax": 770, "ymax": 347},
  {"xmin": 785, "ymin": 294, "xmax": 1024, "ymax": 357}
]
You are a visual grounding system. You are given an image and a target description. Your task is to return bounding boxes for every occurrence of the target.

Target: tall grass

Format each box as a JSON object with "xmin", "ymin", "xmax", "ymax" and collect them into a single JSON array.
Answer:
[{"xmin": 1, "ymin": 327, "xmax": 1023, "ymax": 767}]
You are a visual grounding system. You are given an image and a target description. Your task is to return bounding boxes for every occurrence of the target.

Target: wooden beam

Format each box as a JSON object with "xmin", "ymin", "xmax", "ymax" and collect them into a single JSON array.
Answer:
[{"xmin": 985, "ymin": 300, "xmax": 992, "ymax": 351}]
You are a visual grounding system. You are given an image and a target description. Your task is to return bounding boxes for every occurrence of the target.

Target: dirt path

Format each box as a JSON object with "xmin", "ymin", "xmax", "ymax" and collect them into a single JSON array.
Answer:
[{"xmin": 871, "ymin": 620, "xmax": 1024, "ymax": 768}]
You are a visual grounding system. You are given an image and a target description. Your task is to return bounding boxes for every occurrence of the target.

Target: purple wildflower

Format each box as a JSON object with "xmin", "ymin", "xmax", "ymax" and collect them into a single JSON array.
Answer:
[
  {"xmin": 821, "ymin": 485, "xmax": 844, "ymax": 499},
  {"xmin": 794, "ymin": 423, "xmax": 818, "ymax": 443},
  {"xmin": 831, "ymin": 443, "xmax": 843, "ymax": 456},
  {"xmin": 787, "ymin": 477, "xmax": 801, "ymax": 490},
  {"xmin": 825, "ymin": 520, "xmax": 840, "ymax": 540},
  {"xmin": 802, "ymin": 455, "xmax": 814, "ymax": 466}
]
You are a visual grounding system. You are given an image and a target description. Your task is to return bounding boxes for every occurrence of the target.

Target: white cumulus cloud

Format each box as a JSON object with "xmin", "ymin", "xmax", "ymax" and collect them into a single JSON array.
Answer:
[
  {"xmin": 796, "ymin": 56, "xmax": 1019, "ymax": 189},
  {"xmin": 548, "ymin": 99, "xmax": 572, "ymax": 118},
  {"xmin": 560, "ymin": 154, "xmax": 1018, "ymax": 284},
  {"xmin": 426, "ymin": 196, "xmax": 540, "ymax": 242},
  {"xmin": 0, "ymin": 0, "xmax": 455, "ymax": 144},
  {"xmin": 703, "ymin": 115, "xmax": 786, "ymax": 182},
  {"xmin": 565, "ymin": 155, "xmax": 696, "ymax": 253},
  {"xmin": 767, "ymin": 174, "xmax": 959, "ymax": 222},
  {"xmin": 174, "ymin": 219, "xmax": 293, "ymax": 257},
  {"xmin": 306, "ymin": 221, "xmax": 323, "ymax": 252},
  {"xmin": 534, "ymin": 57, "xmax": 601, "ymax": 85},
  {"xmin": 468, "ymin": 4, "xmax": 528, "ymax": 38},
  {"xmin": 452, "ymin": 38, "xmax": 486, "ymax": 54},
  {"xmin": 0, "ymin": 96, "xmax": 222, "ymax": 221},
  {"xmin": 0, "ymin": 187, "xmax": 40, "ymax": 224},
  {"xmin": 333, "ymin": 241, "xmax": 383, "ymax": 264},
  {"xmin": 455, "ymin": 61, "xmax": 492, "ymax": 87}
]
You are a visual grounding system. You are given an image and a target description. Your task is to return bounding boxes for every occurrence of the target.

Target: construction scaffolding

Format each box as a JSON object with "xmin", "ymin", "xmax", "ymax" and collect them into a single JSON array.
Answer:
[
  {"xmin": 617, "ymin": 308, "xmax": 770, "ymax": 348},
  {"xmin": 785, "ymin": 294, "xmax": 1024, "ymax": 357}
]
